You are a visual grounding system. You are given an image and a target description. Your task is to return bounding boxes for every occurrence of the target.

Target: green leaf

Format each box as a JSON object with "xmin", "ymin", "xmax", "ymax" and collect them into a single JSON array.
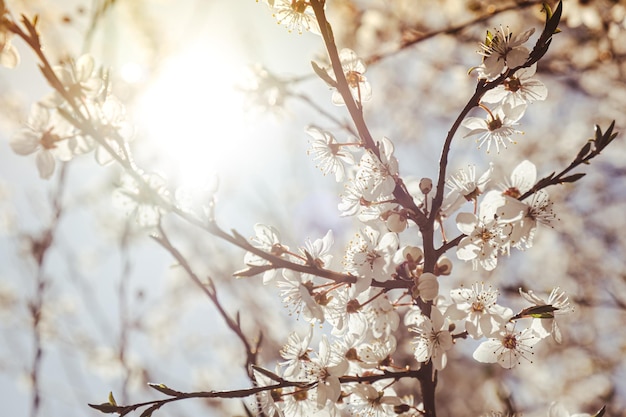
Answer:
[
  {"xmin": 511, "ymin": 305, "xmax": 559, "ymax": 320},
  {"xmin": 108, "ymin": 391, "xmax": 117, "ymax": 406},
  {"xmin": 88, "ymin": 402, "xmax": 124, "ymax": 414},
  {"xmin": 147, "ymin": 383, "xmax": 182, "ymax": 396},
  {"xmin": 311, "ymin": 61, "xmax": 336, "ymax": 87}
]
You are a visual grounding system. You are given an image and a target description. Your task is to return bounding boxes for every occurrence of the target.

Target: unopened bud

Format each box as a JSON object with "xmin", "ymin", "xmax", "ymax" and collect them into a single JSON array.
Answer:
[
  {"xmin": 435, "ymin": 256, "xmax": 453, "ymax": 276},
  {"xmin": 419, "ymin": 178, "xmax": 433, "ymax": 194}
]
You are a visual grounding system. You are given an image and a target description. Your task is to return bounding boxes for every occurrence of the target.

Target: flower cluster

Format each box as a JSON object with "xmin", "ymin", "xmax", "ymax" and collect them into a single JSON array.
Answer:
[{"xmin": 465, "ymin": 26, "xmax": 548, "ymax": 153}]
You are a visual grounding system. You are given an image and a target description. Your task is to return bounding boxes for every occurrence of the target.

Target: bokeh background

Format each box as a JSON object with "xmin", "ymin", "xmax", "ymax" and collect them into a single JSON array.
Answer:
[{"xmin": 1, "ymin": 1, "xmax": 626, "ymax": 416}]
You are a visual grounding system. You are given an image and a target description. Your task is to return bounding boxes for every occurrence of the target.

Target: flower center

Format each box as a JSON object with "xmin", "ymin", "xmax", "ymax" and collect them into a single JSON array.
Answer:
[
  {"xmin": 293, "ymin": 388, "xmax": 308, "ymax": 401},
  {"xmin": 502, "ymin": 334, "xmax": 517, "ymax": 350},
  {"xmin": 471, "ymin": 301, "xmax": 485, "ymax": 313},
  {"xmin": 504, "ymin": 77, "xmax": 521, "ymax": 92},
  {"xmin": 40, "ymin": 129, "xmax": 60, "ymax": 150},
  {"xmin": 480, "ymin": 228, "xmax": 493, "ymax": 242},
  {"xmin": 291, "ymin": 0, "xmax": 308, "ymax": 13},
  {"xmin": 503, "ymin": 187, "xmax": 521, "ymax": 199},
  {"xmin": 487, "ymin": 116, "xmax": 503, "ymax": 131},
  {"xmin": 345, "ymin": 70, "xmax": 363, "ymax": 88}
]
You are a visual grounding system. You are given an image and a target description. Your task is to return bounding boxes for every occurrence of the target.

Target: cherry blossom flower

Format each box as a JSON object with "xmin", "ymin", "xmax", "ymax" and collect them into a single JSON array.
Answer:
[
  {"xmin": 279, "ymin": 328, "xmax": 313, "ymax": 379},
  {"xmin": 357, "ymin": 335, "xmax": 397, "ymax": 369},
  {"xmin": 300, "ymin": 229, "xmax": 334, "ymax": 269},
  {"xmin": 472, "ymin": 323, "xmax": 540, "ymax": 369},
  {"xmin": 344, "ymin": 227, "xmax": 399, "ymax": 292},
  {"xmin": 306, "ymin": 126, "xmax": 355, "ymax": 182},
  {"xmin": 455, "ymin": 211, "xmax": 510, "ymax": 271},
  {"xmin": 324, "ymin": 287, "xmax": 368, "ymax": 337},
  {"xmin": 364, "ymin": 290, "xmax": 400, "ymax": 338},
  {"xmin": 497, "ymin": 190, "xmax": 556, "ymax": 249},
  {"xmin": 446, "ymin": 283, "xmax": 512, "ymax": 339},
  {"xmin": 10, "ymin": 105, "xmax": 75, "ymax": 179},
  {"xmin": 42, "ymin": 54, "xmax": 103, "ymax": 108},
  {"xmin": 90, "ymin": 95, "xmax": 134, "ymax": 166},
  {"xmin": 477, "ymin": 26, "xmax": 535, "ymax": 80},
  {"xmin": 331, "ymin": 48, "xmax": 372, "ymax": 106},
  {"xmin": 270, "ymin": 0, "xmax": 321, "ymax": 35},
  {"xmin": 462, "ymin": 103, "xmax": 526, "ymax": 153},
  {"xmin": 338, "ymin": 177, "xmax": 371, "ymax": 217},
  {"xmin": 348, "ymin": 383, "xmax": 402, "ymax": 417},
  {"xmin": 519, "ymin": 287, "xmax": 574, "ymax": 343},
  {"xmin": 244, "ymin": 223, "xmax": 289, "ymax": 283},
  {"xmin": 407, "ymin": 307, "xmax": 453, "ymax": 371},
  {"xmin": 0, "ymin": 27, "xmax": 19, "ymax": 68},
  {"xmin": 442, "ymin": 163, "xmax": 493, "ymax": 216},
  {"xmin": 253, "ymin": 369, "xmax": 285, "ymax": 417},
  {"xmin": 308, "ymin": 336, "xmax": 349, "ymax": 408},
  {"xmin": 357, "ymin": 137, "xmax": 399, "ymax": 199},
  {"xmin": 279, "ymin": 387, "xmax": 324, "ymax": 416},
  {"xmin": 277, "ymin": 270, "xmax": 325, "ymax": 323},
  {"xmin": 482, "ymin": 64, "xmax": 548, "ymax": 107},
  {"xmin": 498, "ymin": 159, "xmax": 536, "ymax": 198},
  {"xmin": 112, "ymin": 171, "xmax": 171, "ymax": 227}
]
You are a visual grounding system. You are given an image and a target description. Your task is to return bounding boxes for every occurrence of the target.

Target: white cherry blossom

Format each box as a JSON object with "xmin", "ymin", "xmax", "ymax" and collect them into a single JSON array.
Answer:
[
  {"xmin": 344, "ymin": 227, "xmax": 399, "ymax": 292},
  {"xmin": 482, "ymin": 64, "xmax": 548, "ymax": 107},
  {"xmin": 408, "ymin": 307, "xmax": 453, "ymax": 371},
  {"xmin": 307, "ymin": 126, "xmax": 355, "ymax": 182},
  {"xmin": 446, "ymin": 283, "xmax": 512, "ymax": 339},
  {"xmin": 473, "ymin": 323, "xmax": 540, "ymax": 369},
  {"xmin": 477, "ymin": 26, "xmax": 535, "ymax": 80},
  {"xmin": 308, "ymin": 336, "xmax": 349, "ymax": 408},
  {"xmin": 357, "ymin": 137, "xmax": 399, "ymax": 200},
  {"xmin": 279, "ymin": 328, "xmax": 313, "ymax": 379},
  {"xmin": 455, "ymin": 211, "xmax": 510, "ymax": 271},
  {"xmin": 270, "ymin": 0, "xmax": 320, "ymax": 34},
  {"xmin": 442, "ymin": 163, "xmax": 493, "ymax": 216},
  {"xmin": 348, "ymin": 383, "xmax": 402, "ymax": 417},
  {"xmin": 10, "ymin": 105, "xmax": 75, "ymax": 179},
  {"xmin": 462, "ymin": 103, "xmax": 526, "ymax": 153},
  {"xmin": 244, "ymin": 223, "xmax": 288, "ymax": 283},
  {"xmin": 332, "ymin": 48, "xmax": 372, "ymax": 106}
]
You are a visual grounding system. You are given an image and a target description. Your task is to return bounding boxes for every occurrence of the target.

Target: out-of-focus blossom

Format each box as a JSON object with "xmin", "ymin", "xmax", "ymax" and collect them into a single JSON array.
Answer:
[
  {"xmin": 0, "ymin": 27, "xmax": 19, "ymax": 68},
  {"xmin": 331, "ymin": 48, "xmax": 372, "ymax": 106},
  {"xmin": 10, "ymin": 105, "xmax": 75, "ymax": 179},
  {"xmin": 112, "ymin": 171, "xmax": 171, "ymax": 227}
]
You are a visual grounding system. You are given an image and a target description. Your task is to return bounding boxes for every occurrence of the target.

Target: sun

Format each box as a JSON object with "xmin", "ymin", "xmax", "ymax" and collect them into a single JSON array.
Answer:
[{"xmin": 134, "ymin": 41, "xmax": 250, "ymax": 190}]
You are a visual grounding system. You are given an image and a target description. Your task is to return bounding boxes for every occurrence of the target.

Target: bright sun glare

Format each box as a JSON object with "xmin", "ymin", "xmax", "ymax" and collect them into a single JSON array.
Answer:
[{"xmin": 135, "ymin": 42, "xmax": 249, "ymax": 189}]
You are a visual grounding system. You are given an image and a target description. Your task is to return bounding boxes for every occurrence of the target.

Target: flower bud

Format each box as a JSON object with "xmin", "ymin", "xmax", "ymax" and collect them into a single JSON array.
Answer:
[
  {"xmin": 435, "ymin": 256, "xmax": 453, "ymax": 276},
  {"xmin": 419, "ymin": 177, "xmax": 433, "ymax": 194},
  {"xmin": 416, "ymin": 272, "xmax": 439, "ymax": 301}
]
